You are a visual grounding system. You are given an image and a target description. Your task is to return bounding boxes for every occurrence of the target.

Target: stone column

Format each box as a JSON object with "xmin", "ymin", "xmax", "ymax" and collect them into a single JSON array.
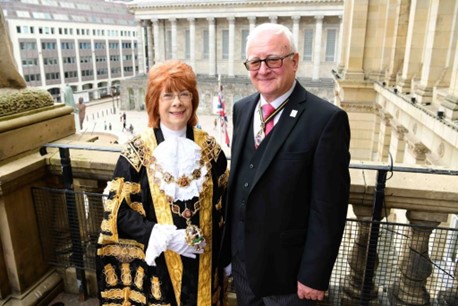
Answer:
[
  {"xmin": 385, "ymin": 0, "xmax": 410, "ymax": 86},
  {"xmin": 170, "ymin": 18, "xmax": 177, "ymax": 59},
  {"xmin": 390, "ymin": 125, "xmax": 408, "ymax": 163},
  {"xmin": 188, "ymin": 18, "xmax": 196, "ymax": 69},
  {"xmin": 338, "ymin": 1, "xmax": 351, "ymax": 74},
  {"xmin": 312, "ymin": 15, "xmax": 323, "ymax": 81},
  {"xmin": 292, "ymin": 15, "xmax": 300, "ymax": 49},
  {"xmin": 341, "ymin": 0, "xmax": 367, "ymax": 80},
  {"xmin": 152, "ymin": 18, "xmax": 161, "ymax": 63},
  {"xmin": 336, "ymin": 16, "xmax": 343, "ymax": 70},
  {"xmin": 441, "ymin": 11, "xmax": 458, "ymax": 120},
  {"xmin": 248, "ymin": 16, "xmax": 256, "ymax": 32},
  {"xmin": 405, "ymin": 142, "xmax": 430, "ymax": 165},
  {"xmin": 228, "ymin": 16, "xmax": 235, "ymax": 77},
  {"xmin": 389, "ymin": 211, "xmax": 447, "ymax": 305},
  {"xmin": 397, "ymin": 0, "xmax": 428, "ymax": 94},
  {"xmin": 341, "ymin": 205, "xmax": 380, "ymax": 306},
  {"xmin": 146, "ymin": 20, "xmax": 153, "ymax": 70},
  {"xmin": 371, "ymin": 104, "xmax": 382, "ymax": 161},
  {"xmin": 366, "ymin": 0, "xmax": 389, "ymax": 81},
  {"xmin": 269, "ymin": 15, "xmax": 277, "ymax": 24},
  {"xmin": 208, "ymin": 17, "xmax": 216, "ymax": 76},
  {"xmin": 136, "ymin": 20, "xmax": 146, "ymax": 74},
  {"xmin": 377, "ymin": 112, "xmax": 392, "ymax": 162},
  {"xmin": 414, "ymin": 0, "xmax": 455, "ymax": 105}
]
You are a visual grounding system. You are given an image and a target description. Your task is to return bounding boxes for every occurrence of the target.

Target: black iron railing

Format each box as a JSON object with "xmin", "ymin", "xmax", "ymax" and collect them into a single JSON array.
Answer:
[{"xmin": 33, "ymin": 143, "xmax": 458, "ymax": 305}]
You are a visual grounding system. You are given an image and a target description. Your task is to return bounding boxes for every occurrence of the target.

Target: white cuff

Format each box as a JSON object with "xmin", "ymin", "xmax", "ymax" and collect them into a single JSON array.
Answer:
[{"xmin": 224, "ymin": 263, "xmax": 232, "ymax": 277}]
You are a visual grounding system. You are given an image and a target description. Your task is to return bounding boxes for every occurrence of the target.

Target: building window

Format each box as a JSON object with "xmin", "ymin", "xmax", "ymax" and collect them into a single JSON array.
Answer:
[
  {"xmin": 41, "ymin": 42, "xmax": 56, "ymax": 50},
  {"xmin": 17, "ymin": 11, "xmax": 31, "ymax": 18},
  {"xmin": 24, "ymin": 74, "xmax": 41, "ymax": 82},
  {"xmin": 64, "ymin": 71, "xmax": 78, "ymax": 78},
  {"xmin": 97, "ymin": 68, "xmax": 108, "ymax": 76},
  {"xmin": 185, "ymin": 30, "xmax": 190, "ymax": 59},
  {"xmin": 20, "ymin": 42, "xmax": 37, "ymax": 50},
  {"xmin": 43, "ymin": 58, "xmax": 58, "ymax": 65},
  {"xmin": 222, "ymin": 30, "xmax": 229, "ymax": 60},
  {"xmin": 45, "ymin": 72, "xmax": 60, "ymax": 80},
  {"xmin": 63, "ymin": 57, "xmax": 76, "ymax": 64},
  {"xmin": 203, "ymin": 30, "xmax": 209, "ymax": 59},
  {"xmin": 22, "ymin": 58, "xmax": 38, "ymax": 67},
  {"xmin": 94, "ymin": 42, "xmax": 106, "ymax": 49},
  {"xmin": 325, "ymin": 29, "xmax": 337, "ymax": 62},
  {"xmin": 82, "ymin": 70, "xmax": 94, "ymax": 77},
  {"xmin": 80, "ymin": 56, "xmax": 92, "ymax": 63},
  {"xmin": 61, "ymin": 42, "xmax": 74, "ymax": 49},
  {"xmin": 96, "ymin": 56, "xmax": 107, "ymax": 62},
  {"xmin": 241, "ymin": 29, "xmax": 249, "ymax": 59},
  {"xmin": 303, "ymin": 29, "xmax": 313, "ymax": 61}
]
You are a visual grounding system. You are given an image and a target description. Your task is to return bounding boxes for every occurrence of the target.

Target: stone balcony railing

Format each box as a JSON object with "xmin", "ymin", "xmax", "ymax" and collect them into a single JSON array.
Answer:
[{"xmin": 1, "ymin": 107, "xmax": 458, "ymax": 305}]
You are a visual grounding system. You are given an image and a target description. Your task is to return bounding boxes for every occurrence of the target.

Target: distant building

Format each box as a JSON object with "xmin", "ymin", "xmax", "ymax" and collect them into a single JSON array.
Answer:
[
  {"xmin": 123, "ymin": 0, "xmax": 344, "ymax": 112},
  {"xmin": 1, "ymin": 0, "xmax": 139, "ymax": 101}
]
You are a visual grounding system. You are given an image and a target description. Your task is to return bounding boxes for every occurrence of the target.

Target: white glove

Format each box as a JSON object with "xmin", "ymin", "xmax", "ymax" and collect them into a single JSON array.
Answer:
[
  {"xmin": 145, "ymin": 224, "xmax": 177, "ymax": 266},
  {"xmin": 224, "ymin": 263, "xmax": 232, "ymax": 277},
  {"xmin": 167, "ymin": 229, "xmax": 206, "ymax": 258}
]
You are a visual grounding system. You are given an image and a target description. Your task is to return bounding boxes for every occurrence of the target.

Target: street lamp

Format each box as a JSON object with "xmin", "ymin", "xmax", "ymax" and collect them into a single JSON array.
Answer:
[{"xmin": 111, "ymin": 86, "xmax": 116, "ymax": 114}]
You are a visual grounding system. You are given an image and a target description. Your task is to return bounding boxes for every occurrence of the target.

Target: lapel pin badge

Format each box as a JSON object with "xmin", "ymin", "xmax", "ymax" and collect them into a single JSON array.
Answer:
[{"xmin": 290, "ymin": 110, "xmax": 298, "ymax": 118}]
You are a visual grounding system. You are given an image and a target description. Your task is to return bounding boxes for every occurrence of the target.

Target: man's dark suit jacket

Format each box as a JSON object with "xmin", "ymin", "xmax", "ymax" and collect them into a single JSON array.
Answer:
[{"xmin": 222, "ymin": 81, "xmax": 351, "ymax": 297}]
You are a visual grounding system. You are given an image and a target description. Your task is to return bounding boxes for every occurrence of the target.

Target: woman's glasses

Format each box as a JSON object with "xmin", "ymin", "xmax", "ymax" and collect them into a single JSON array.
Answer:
[{"xmin": 161, "ymin": 91, "xmax": 192, "ymax": 102}]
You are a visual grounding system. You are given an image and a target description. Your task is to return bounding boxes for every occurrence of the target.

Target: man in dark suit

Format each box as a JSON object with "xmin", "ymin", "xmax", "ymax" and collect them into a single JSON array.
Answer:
[{"xmin": 223, "ymin": 23, "xmax": 351, "ymax": 305}]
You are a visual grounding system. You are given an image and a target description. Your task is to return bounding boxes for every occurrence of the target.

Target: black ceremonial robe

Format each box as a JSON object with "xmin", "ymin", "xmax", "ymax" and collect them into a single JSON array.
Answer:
[{"xmin": 96, "ymin": 127, "xmax": 229, "ymax": 306}]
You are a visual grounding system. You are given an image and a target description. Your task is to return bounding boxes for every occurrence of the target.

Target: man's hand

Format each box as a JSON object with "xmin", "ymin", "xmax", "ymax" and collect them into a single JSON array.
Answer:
[{"xmin": 297, "ymin": 282, "xmax": 325, "ymax": 301}]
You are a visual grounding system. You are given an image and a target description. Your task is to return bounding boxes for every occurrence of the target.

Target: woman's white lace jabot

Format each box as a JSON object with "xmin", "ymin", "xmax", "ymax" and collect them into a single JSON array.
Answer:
[{"xmin": 151, "ymin": 136, "xmax": 207, "ymax": 201}]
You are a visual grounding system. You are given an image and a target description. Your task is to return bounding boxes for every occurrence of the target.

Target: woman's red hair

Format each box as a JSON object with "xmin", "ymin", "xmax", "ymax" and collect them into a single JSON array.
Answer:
[{"xmin": 145, "ymin": 60, "xmax": 199, "ymax": 128}]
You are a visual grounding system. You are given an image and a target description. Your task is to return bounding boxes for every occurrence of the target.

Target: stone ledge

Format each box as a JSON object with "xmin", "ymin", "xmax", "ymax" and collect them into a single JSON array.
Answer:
[{"xmin": 0, "ymin": 106, "xmax": 75, "ymax": 161}]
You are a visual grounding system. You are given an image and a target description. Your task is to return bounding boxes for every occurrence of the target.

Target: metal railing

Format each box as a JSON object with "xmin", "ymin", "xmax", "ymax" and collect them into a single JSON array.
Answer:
[{"xmin": 33, "ymin": 144, "xmax": 458, "ymax": 305}]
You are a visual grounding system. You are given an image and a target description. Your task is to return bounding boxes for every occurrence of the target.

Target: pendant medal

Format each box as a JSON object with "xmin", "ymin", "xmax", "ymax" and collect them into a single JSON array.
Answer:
[{"xmin": 184, "ymin": 220, "xmax": 204, "ymax": 246}]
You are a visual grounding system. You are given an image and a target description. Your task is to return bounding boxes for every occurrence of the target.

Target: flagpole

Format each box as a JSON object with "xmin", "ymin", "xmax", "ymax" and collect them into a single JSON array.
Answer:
[{"xmin": 217, "ymin": 74, "xmax": 222, "ymax": 146}]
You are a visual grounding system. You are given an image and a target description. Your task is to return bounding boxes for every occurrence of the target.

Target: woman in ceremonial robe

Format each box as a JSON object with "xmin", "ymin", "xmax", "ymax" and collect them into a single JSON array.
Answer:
[{"xmin": 96, "ymin": 60, "xmax": 230, "ymax": 306}]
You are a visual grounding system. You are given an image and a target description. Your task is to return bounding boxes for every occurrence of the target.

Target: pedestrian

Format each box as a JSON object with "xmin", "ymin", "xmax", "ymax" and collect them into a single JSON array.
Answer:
[
  {"xmin": 96, "ymin": 60, "xmax": 230, "ymax": 305},
  {"xmin": 77, "ymin": 97, "xmax": 86, "ymax": 130},
  {"xmin": 108, "ymin": 122, "xmax": 112, "ymax": 131},
  {"xmin": 223, "ymin": 23, "xmax": 351, "ymax": 305}
]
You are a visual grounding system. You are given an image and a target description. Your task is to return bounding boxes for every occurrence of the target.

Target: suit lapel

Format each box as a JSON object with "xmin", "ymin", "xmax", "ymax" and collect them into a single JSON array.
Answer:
[{"xmin": 251, "ymin": 84, "xmax": 308, "ymax": 192}]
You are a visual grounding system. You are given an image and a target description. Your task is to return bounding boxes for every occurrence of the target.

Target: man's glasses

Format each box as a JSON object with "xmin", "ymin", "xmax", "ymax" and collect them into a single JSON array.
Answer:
[
  {"xmin": 161, "ymin": 91, "xmax": 192, "ymax": 102},
  {"xmin": 243, "ymin": 52, "xmax": 295, "ymax": 71}
]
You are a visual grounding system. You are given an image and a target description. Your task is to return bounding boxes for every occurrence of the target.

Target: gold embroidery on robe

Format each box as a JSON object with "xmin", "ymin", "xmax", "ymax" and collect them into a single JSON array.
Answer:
[
  {"xmin": 121, "ymin": 263, "xmax": 132, "ymax": 286},
  {"xmin": 104, "ymin": 264, "xmax": 118, "ymax": 287},
  {"xmin": 134, "ymin": 267, "xmax": 144, "ymax": 290},
  {"xmin": 151, "ymin": 276, "xmax": 162, "ymax": 300}
]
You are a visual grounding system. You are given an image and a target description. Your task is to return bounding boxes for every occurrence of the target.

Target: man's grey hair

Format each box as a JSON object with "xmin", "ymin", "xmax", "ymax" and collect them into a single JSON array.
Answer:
[{"xmin": 245, "ymin": 23, "xmax": 297, "ymax": 58}]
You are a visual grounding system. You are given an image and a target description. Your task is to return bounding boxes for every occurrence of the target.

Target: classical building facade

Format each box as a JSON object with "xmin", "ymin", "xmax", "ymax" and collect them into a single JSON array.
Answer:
[
  {"xmin": 335, "ymin": 0, "xmax": 458, "ymax": 168},
  {"xmin": 2, "ymin": 0, "xmax": 139, "ymax": 101},
  {"xmin": 123, "ymin": 0, "xmax": 344, "ymax": 113}
]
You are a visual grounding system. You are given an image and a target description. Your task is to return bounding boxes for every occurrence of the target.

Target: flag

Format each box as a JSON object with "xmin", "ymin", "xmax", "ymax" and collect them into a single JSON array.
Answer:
[{"xmin": 218, "ymin": 87, "xmax": 230, "ymax": 147}]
